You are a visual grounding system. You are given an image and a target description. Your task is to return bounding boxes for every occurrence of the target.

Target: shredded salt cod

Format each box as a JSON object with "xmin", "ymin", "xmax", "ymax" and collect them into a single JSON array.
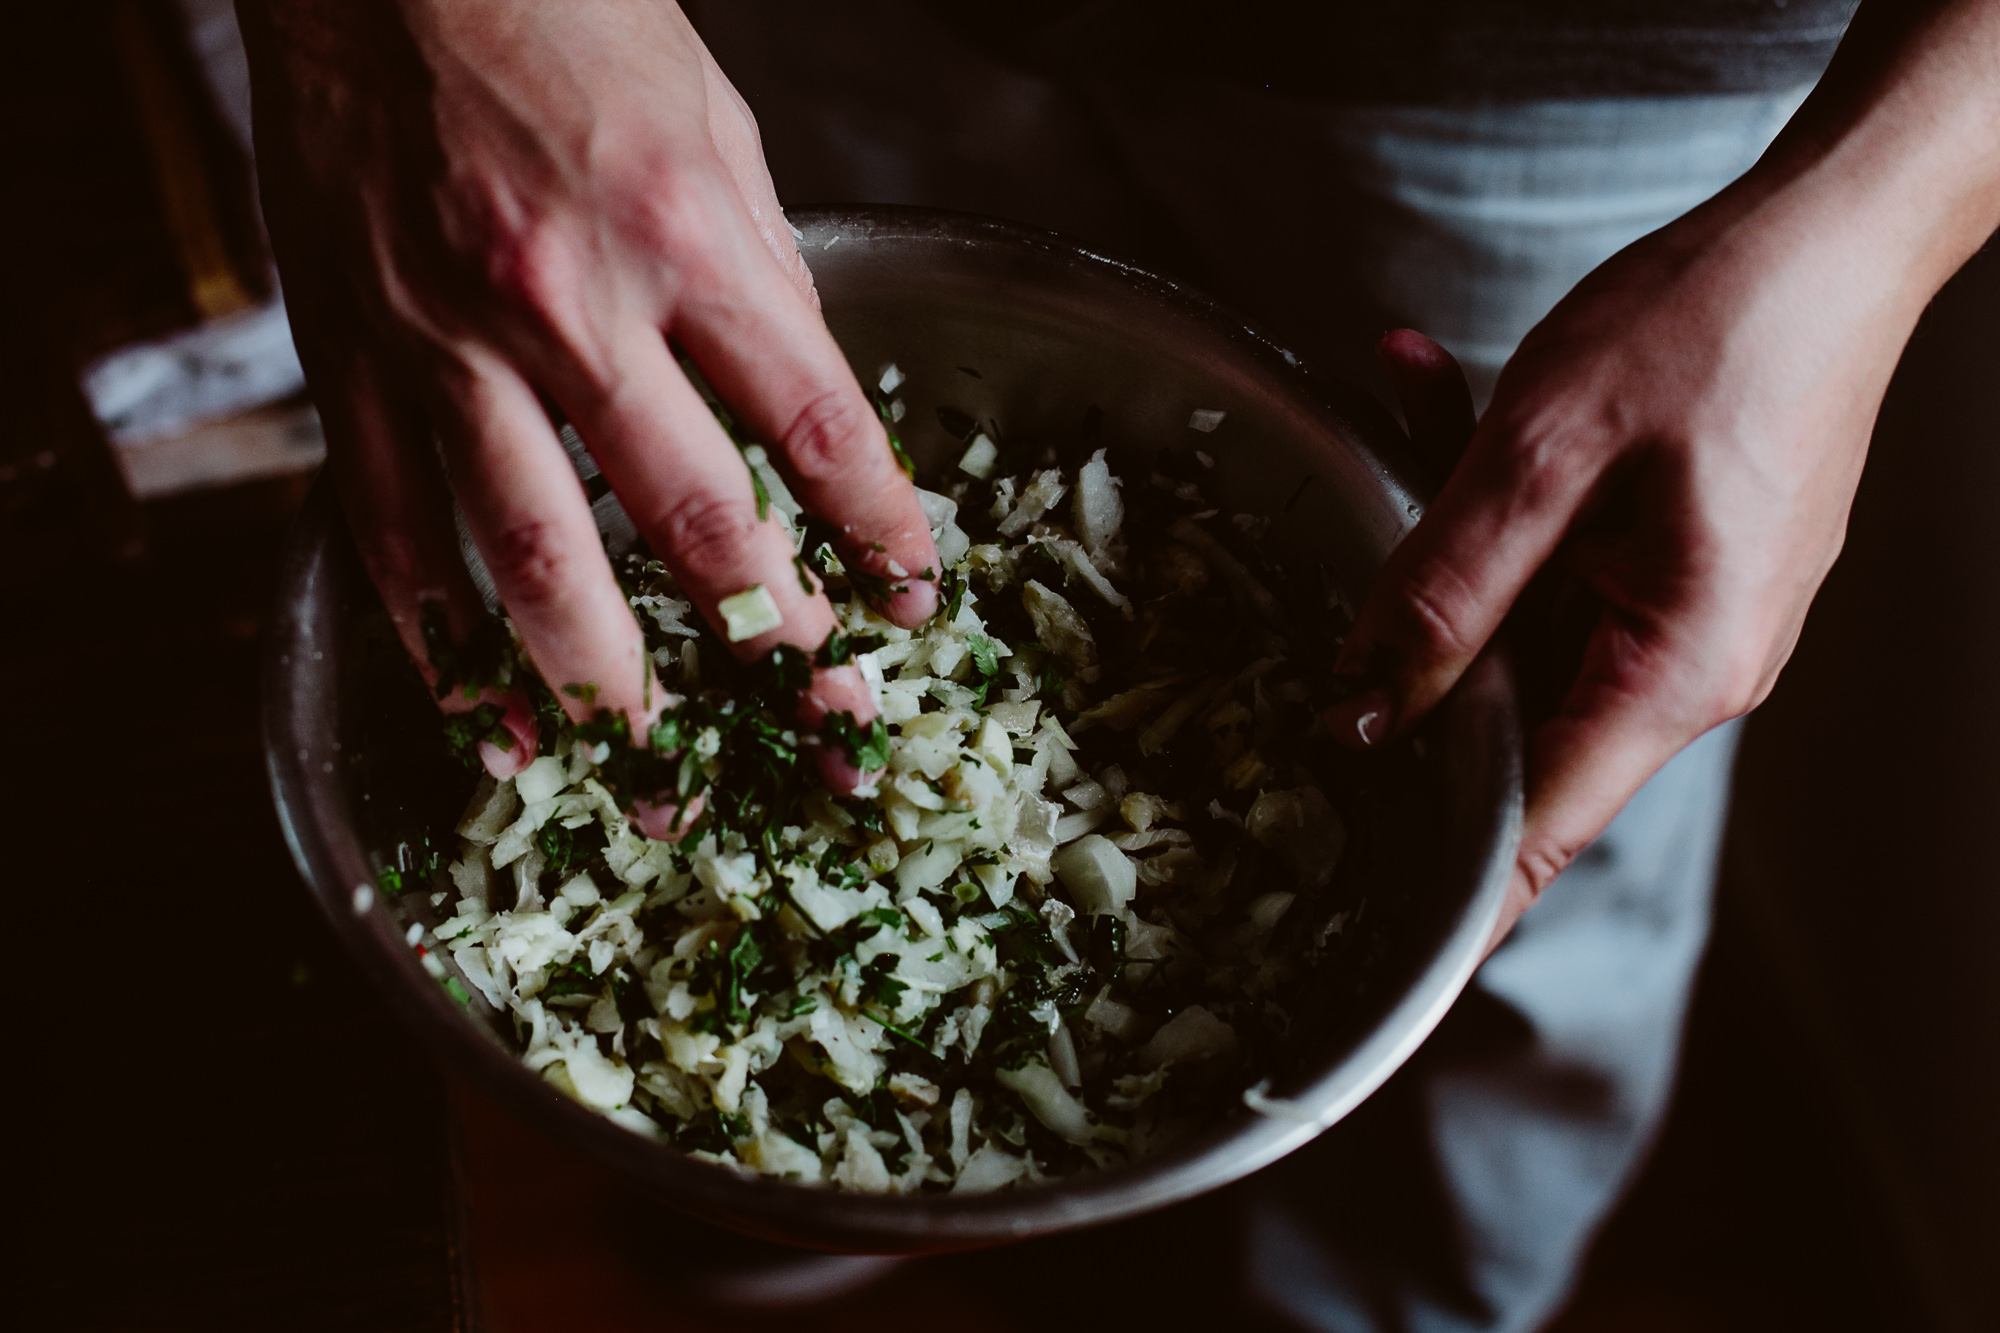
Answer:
[{"xmin": 420, "ymin": 376, "xmax": 1361, "ymax": 1192}]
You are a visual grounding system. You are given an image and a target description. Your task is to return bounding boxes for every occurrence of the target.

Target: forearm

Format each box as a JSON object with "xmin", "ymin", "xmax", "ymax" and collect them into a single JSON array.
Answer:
[{"xmin": 1706, "ymin": 0, "xmax": 2000, "ymax": 321}]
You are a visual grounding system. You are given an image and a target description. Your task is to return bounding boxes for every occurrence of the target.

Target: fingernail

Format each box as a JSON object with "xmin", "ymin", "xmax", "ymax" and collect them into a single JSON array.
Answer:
[
  {"xmin": 478, "ymin": 697, "xmax": 540, "ymax": 778},
  {"xmin": 1324, "ymin": 690, "xmax": 1394, "ymax": 750},
  {"xmin": 890, "ymin": 575, "xmax": 939, "ymax": 627},
  {"xmin": 631, "ymin": 795, "xmax": 703, "ymax": 842},
  {"xmin": 815, "ymin": 744, "xmax": 872, "ymax": 797}
]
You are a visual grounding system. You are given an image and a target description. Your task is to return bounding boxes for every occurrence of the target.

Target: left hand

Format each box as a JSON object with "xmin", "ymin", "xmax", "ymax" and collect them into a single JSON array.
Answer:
[
  {"xmin": 1333, "ymin": 0, "xmax": 2000, "ymax": 948},
  {"xmin": 1335, "ymin": 194, "xmax": 1914, "ymax": 944}
]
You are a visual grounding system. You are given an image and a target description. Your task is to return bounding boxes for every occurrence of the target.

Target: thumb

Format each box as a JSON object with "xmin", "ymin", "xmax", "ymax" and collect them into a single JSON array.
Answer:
[{"xmin": 1325, "ymin": 362, "xmax": 1609, "ymax": 747}]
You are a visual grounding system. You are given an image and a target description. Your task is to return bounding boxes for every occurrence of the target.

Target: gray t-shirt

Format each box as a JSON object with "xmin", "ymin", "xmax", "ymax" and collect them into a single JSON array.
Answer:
[{"xmin": 921, "ymin": 0, "xmax": 1860, "ymax": 101}]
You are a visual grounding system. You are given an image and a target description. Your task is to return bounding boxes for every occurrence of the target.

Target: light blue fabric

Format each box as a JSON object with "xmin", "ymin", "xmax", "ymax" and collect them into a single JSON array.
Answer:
[{"xmin": 1087, "ymin": 85, "xmax": 1812, "ymax": 404}]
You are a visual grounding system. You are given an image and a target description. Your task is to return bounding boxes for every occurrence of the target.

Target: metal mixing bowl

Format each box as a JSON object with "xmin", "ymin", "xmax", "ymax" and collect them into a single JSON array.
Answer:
[{"xmin": 264, "ymin": 206, "xmax": 1521, "ymax": 1253}]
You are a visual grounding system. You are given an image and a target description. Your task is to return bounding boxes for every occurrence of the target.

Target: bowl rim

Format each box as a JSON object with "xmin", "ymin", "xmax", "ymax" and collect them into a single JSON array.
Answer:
[{"xmin": 262, "ymin": 204, "xmax": 1522, "ymax": 1252}]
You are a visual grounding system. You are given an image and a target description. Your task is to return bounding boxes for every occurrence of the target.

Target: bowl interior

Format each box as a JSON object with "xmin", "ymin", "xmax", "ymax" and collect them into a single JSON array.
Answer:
[{"xmin": 267, "ymin": 207, "xmax": 1519, "ymax": 1252}]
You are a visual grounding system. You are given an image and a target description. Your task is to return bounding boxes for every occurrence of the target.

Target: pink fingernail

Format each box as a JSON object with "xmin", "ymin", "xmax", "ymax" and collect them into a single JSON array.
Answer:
[
  {"xmin": 478, "ymin": 697, "xmax": 540, "ymax": 778},
  {"xmin": 1324, "ymin": 690, "xmax": 1394, "ymax": 750},
  {"xmin": 893, "ymin": 576, "xmax": 939, "ymax": 627},
  {"xmin": 631, "ymin": 795, "xmax": 703, "ymax": 842},
  {"xmin": 815, "ymin": 742, "xmax": 877, "ymax": 798}
]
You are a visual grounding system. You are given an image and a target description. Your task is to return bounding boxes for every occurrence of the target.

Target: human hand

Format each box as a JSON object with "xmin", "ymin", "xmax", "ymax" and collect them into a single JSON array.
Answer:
[
  {"xmin": 240, "ymin": 0, "xmax": 936, "ymax": 822},
  {"xmin": 1334, "ymin": 202, "xmax": 1916, "ymax": 945}
]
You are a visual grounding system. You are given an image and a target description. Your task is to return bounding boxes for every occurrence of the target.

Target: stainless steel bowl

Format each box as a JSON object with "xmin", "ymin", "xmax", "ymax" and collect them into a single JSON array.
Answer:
[{"xmin": 264, "ymin": 206, "xmax": 1521, "ymax": 1253}]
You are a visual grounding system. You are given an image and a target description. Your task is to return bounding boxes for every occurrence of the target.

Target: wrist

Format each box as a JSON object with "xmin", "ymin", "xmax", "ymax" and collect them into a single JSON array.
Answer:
[{"xmin": 1710, "ymin": 1, "xmax": 2000, "ymax": 312}]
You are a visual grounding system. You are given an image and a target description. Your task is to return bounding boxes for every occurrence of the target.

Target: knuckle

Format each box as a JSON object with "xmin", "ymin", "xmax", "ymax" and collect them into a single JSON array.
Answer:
[
  {"xmin": 614, "ymin": 155, "xmax": 727, "ymax": 263},
  {"xmin": 648, "ymin": 487, "xmax": 760, "ymax": 587},
  {"xmin": 781, "ymin": 388, "xmax": 880, "ymax": 486},
  {"xmin": 1387, "ymin": 559, "xmax": 1480, "ymax": 667},
  {"xmin": 1704, "ymin": 664, "xmax": 1768, "ymax": 725},
  {"xmin": 483, "ymin": 518, "xmax": 584, "ymax": 608},
  {"xmin": 1517, "ymin": 837, "xmax": 1581, "ymax": 902},
  {"xmin": 480, "ymin": 220, "xmax": 576, "ymax": 326},
  {"xmin": 1496, "ymin": 425, "xmax": 1580, "ymax": 516}
]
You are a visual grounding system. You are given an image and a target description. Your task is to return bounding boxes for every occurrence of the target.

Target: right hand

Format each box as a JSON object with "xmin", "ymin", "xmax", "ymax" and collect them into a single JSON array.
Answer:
[{"xmin": 240, "ymin": 0, "xmax": 937, "ymax": 817}]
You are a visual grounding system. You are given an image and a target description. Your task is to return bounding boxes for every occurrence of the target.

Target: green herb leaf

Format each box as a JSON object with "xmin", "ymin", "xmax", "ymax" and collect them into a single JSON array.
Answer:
[
  {"xmin": 823, "ymin": 711, "xmax": 891, "ymax": 771},
  {"xmin": 967, "ymin": 633, "xmax": 1000, "ymax": 679},
  {"xmin": 816, "ymin": 630, "xmax": 887, "ymax": 668},
  {"xmin": 744, "ymin": 450, "xmax": 772, "ymax": 520},
  {"xmin": 439, "ymin": 702, "xmax": 511, "ymax": 770},
  {"xmin": 859, "ymin": 953, "xmax": 907, "ymax": 1012},
  {"xmin": 940, "ymin": 568, "xmax": 969, "ymax": 624}
]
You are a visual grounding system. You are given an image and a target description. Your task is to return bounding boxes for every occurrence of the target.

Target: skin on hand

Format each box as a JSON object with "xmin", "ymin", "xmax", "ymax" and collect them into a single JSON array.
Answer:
[
  {"xmin": 239, "ymin": 0, "xmax": 935, "ymax": 797},
  {"xmin": 1330, "ymin": 0, "xmax": 2000, "ymax": 949}
]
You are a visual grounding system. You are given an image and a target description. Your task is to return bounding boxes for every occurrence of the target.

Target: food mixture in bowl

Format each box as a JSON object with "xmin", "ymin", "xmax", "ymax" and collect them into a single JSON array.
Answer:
[{"xmin": 395, "ymin": 369, "xmax": 1381, "ymax": 1193}]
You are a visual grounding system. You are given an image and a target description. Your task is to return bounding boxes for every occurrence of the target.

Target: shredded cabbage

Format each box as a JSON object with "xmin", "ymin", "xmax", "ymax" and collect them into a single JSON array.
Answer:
[{"xmin": 414, "ymin": 376, "xmax": 1367, "ymax": 1193}]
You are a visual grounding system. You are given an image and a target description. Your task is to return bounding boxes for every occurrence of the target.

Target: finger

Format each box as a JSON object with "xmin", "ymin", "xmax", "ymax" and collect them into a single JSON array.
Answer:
[
  {"xmin": 290, "ymin": 296, "xmax": 539, "ymax": 778},
  {"xmin": 1377, "ymin": 329, "xmax": 1476, "ymax": 479},
  {"xmin": 433, "ymin": 348, "xmax": 664, "ymax": 733},
  {"xmin": 1486, "ymin": 608, "xmax": 1717, "ymax": 950},
  {"xmin": 795, "ymin": 663, "xmax": 882, "ymax": 794},
  {"xmin": 662, "ymin": 174, "xmax": 939, "ymax": 627},
  {"xmin": 1324, "ymin": 394, "xmax": 1612, "ymax": 748},
  {"xmin": 696, "ymin": 42, "xmax": 818, "ymax": 309},
  {"xmin": 551, "ymin": 323, "xmax": 880, "ymax": 790},
  {"xmin": 262, "ymin": 133, "xmax": 540, "ymax": 779}
]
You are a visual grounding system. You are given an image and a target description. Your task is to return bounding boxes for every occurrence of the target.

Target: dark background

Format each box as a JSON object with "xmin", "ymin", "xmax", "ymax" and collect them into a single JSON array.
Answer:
[{"xmin": 7, "ymin": 3, "xmax": 1995, "ymax": 1329}]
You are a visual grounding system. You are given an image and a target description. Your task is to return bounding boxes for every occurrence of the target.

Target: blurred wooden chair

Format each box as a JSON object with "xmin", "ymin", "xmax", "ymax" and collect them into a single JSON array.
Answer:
[{"xmin": 0, "ymin": 0, "xmax": 274, "ymax": 571}]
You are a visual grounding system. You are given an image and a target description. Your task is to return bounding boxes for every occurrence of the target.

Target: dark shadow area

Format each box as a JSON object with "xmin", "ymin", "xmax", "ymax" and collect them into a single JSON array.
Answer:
[
  {"xmin": 1548, "ymin": 232, "xmax": 2000, "ymax": 1333},
  {"xmin": 9, "ymin": 479, "xmax": 467, "ymax": 1332}
]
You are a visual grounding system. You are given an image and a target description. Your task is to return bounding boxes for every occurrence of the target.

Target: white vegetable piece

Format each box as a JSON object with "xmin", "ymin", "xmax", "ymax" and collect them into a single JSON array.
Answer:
[
  {"xmin": 553, "ymin": 1036, "xmax": 635, "ymax": 1111},
  {"xmin": 1247, "ymin": 786, "xmax": 1348, "ymax": 886},
  {"xmin": 996, "ymin": 1060, "xmax": 1096, "ymax": 1145},
  {"xmin": 1084, "ymin": 987, "xmax": 1143, "ymax": 1042},
  {"xmin": 1062, "ymin": 778, "xmax": 1109, "ymax": 811},
  {"xmin": 958, "ymin": 433, "xmax": 999, "ymax": 480},
  {"xmin": 949, "ymin": 1087, "xmax": 975, "ymax": 1172},
  {"xmin": 953, "ymin": 1144, "xmax": 1029, "ymax": 1194},
  {"xmin": 972, "ymin": 862, "xmax": 1016, "ymax": 910},
  {"xmin": 718, "ymin": 584, "xmax": 783, "ymax": 642},
  {"xmin": 987, "ymin": 700, "xmax": 1040, "ymax": 736},
  {"xmin": 514, "ymin": 755, "xmax": 570, "ymax": 807},
  {"xmin": 894, "ymin": 838, "xmax": 962, "ymax": 895},
  {"xmin": 456, "ymin": 777, "xmax": 518, "ymax": 844},
  {"xmin": 1187, "ymin": 408, "xmax": 1227, "ymax": 432},
  {"xmin": 1052, "ymin": 807, "xmax": 1109, "ymax": 845},
  {"xmin": 1073, "ymin": 448, "xmax": 1124, "ymax": 563},
  {"xmin": 1020, "ymin": 580, "xmax": 1097, "ymax": 678},
  {"xmin": 914, "ymin": 486, "xmax": 957, "ymax": 534},
  {"xmin": 1138, "ymin": 1004, "xmax": 1240, "ymax": 1069},
  {"xmin": 1051, "ymin": 834, "xmax": 1136, "ymax": 915},
  {"xmin": 997, "ymin": 468, "xmax": 1068, "ymax": 538},
  {"xmin": 972, "ymin": 716, "xmax": 1013, "ymax": 776},
  {"xmin": 1048, "ymin": 1023, "xmax": 1083, "ymax": 1087}
]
